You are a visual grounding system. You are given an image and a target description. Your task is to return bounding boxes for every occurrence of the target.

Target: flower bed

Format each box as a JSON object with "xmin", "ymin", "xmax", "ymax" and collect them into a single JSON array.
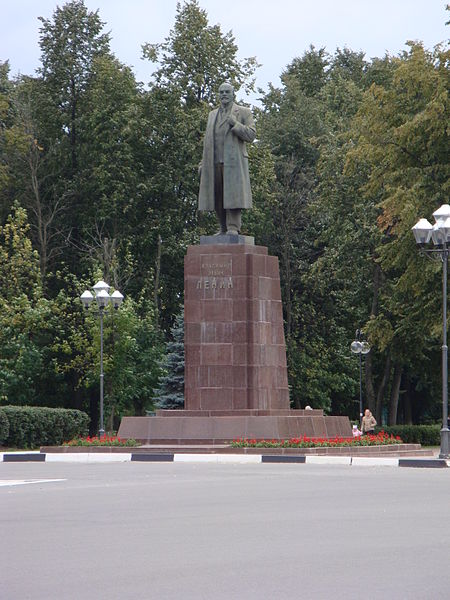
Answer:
[
  {"xmin": 231, "ymin": 431, "xmax": 402, "ymax": 448},
  {"xmin": 63, "ymin": 435, "xmax": 139, "ymax": 447}
]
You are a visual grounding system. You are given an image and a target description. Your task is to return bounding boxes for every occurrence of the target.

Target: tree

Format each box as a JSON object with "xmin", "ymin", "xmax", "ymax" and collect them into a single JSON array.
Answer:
[
  {"xmin": 143, "ymin": 0, "xmax": 258, "ymax": 106},
  {"xmin": 341, "ymin": 43, "xmax": 449, "ymax": 423},
  {"xmin": 154, "ymin": 311, "xmax": 185, "ymax": 409},
  {"xmin": 0, "ymin": 205, "xmax": 49, "ymax": 404},
  {"xmin": 37, "ymin": 0, "xmax": 110, "ymax": 173}
]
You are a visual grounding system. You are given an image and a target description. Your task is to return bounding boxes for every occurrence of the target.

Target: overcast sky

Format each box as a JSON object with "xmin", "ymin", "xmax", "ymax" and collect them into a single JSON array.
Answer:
[{"xmin": 2, "ymin": 0, "xmax": 449, "ymax": 103}]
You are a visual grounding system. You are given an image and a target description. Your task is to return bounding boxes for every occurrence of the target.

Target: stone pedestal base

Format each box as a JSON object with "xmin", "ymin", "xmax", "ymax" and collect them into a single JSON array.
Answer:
[
  {"xmin": 117, "ymin": 240, "xmax": 353, "ymax": 444},
  {"xmin": 184, "ymin": 242, "xmax": 289, "ymax": 411},
  {"xmin": 118, "ymin": 411, "xmax": 352, "ymax": 444}
]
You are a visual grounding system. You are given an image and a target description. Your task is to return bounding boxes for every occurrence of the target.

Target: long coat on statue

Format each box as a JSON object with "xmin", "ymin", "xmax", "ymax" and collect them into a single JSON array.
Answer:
[{"xmin": 198, "ymin": 103, "xmax": 256, "ymax": 211}]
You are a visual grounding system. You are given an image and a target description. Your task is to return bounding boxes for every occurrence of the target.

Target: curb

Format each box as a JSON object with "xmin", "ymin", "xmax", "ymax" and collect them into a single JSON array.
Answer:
[{"xmin": 1, "ymin": 452, "xmax": 448, "ymax": 468}]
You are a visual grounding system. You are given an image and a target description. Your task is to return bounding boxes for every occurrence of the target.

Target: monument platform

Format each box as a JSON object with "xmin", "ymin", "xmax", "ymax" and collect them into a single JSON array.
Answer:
[
  {"xmin": 117, "ymin": 241, "xmax": 353, "ymax": 444},
  {"xmin": 117, "ymin": 410, "xmax": 352, "ymax": 444}
]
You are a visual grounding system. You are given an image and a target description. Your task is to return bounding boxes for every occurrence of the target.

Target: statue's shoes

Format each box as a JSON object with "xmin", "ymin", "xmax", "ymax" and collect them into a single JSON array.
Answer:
[
  {"xmin": 226, "ymin": 230, "xmax": 239, "ymax": 235},
  {"xmin": 214, "ymin": 230, "xmax": 227, "ymax": 236}
]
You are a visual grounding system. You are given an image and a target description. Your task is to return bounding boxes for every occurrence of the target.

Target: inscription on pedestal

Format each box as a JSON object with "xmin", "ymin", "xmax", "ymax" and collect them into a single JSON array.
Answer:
[{"xmin": 196, "ymin": 277, "xmax": 233, "ymax": 290}]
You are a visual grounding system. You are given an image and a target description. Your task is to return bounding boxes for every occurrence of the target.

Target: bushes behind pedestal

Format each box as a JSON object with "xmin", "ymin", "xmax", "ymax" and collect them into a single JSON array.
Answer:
[
  {"xmin": 377, "ymin": 425, "xmax": 441, "ymax": 446},
  {"xmin": 0, "ymin": 406, "xmax": 89, "ymax": 448}
]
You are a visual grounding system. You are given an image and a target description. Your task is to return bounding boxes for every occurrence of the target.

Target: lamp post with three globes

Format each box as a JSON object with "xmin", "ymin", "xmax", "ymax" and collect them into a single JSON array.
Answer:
[
  {"xmin": 412, "ymin": 203, "xmax": 450, "ymax": 459},
  {"xmin": 80, "ymin": 280, "xmax": 124, "ymax": 437}
]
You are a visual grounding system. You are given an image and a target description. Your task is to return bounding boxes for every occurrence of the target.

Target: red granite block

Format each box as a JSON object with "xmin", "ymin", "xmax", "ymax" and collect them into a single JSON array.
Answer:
[
  {"xmin": 184, "ymin": 254, "xmax": 201, "ymax": 272},
  {"xmin": 247, "ymin": 366, "xmax": 259, "ymax": 388},
  {"xmin": 185, "ymin": 389, "xmax": 200, "ymax": 409},
  {"xmin": 232, "ymin": 344, "xmax": 247, "ymax": 365},
  {"xmin": 185, "ymin": 322, "xmax": 201, "ymax": 344},
  {"xmin": 215, "ymin": 322, "xmax": 233, "ymax": 343},
  {"xmin": 247, "ymin": 253, "xmax": 266, "ymax": 275},
  {"xmin": 185, "ymin": 301, "xmax": 201, "ymax": 323},
  {"xmin": 272, "ymin": 322, "xmax": 285, "ymax": 344},
  {"xmin": 232, "ymin": 300, "xmax": 247, "ymax": 321},
  {"xmin": 185, "ymin": 344, "xmax": 200, "ymax": 365},
  {"xmin": 249, "ymin": 299, "xmax": 272, "ymax": 322},
  {"xmin": 231, "ymin": 253, "xmax": 248, "ymax": 276},
  {"xmin": 258, "ymin": 366, "xmax": 273, "ymax": 388},
  {"xmin": 198, "ymin": 366, "xmax": 210, "ymax": 387},
  {"xmin": 201, "ymin": 344, "xmax": 232, "ymax": 365},
  {"xmin": 277, "ymin": 345, "xmax": 287, "ymax": 367},
  {"xmin": 184, "ymin": 277, "xmax": 197, "ymax": 300},
  {"xmin": 258, "ymin": 277, "xmax": 273, "ymax": 300},
  {"xmin": 260, "ymin": 345, "xmax": 274, "ymax": 366},
  {"xmin": 207, "ymin": 366, "xmax": 232, "ymax": 388},
  {"xmin": 276, "ymin": 367, "xmax": 289, "ymax": 388},
  {"xmin": 232, "ymin": 366, "xmax": 247, "ymax": 388},
  {"xmin": 232, "ymin": 389, "xmax": 248, "ymax": 410},
  {"xmin": 200, "ymin": 322, "xmax": 219, "ymax": 343},
  {"xmin": 202, "ymin": 299, "xmax": 232, "ymax": 321},
  {"xmin": 271, "ymin": 278, "xmax": 282, "ymax": 301},
  {"xmin": 232, "ymin": 321, "xmax": 247, "ymax": 343},
  {"xmin": 271, "ymin": 301, "xmax": 284, "ymax": 324},
  {"xmin": 184, "ymin": 363, "xmax": 200, "ymax": 389},
  {"xmin": 200, "ymin": 388, "xmax": 233, "ymax": 410},
  {"xmin": 258, "ymin": 322, "xmax": 272, "ymax": 345},
  {"xmin": 247, "ymin": 344, "xmax": 261, "ymax": 365},
  {"xmin": 229, "ymin": 275, "xmax": 248, "ymax": 299}
]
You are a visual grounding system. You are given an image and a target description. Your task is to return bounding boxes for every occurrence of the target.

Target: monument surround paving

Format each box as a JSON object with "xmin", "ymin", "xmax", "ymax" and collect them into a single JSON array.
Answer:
[{"xmin": 118, "ymin": 237, "xmax": 352, "ymax": 444}]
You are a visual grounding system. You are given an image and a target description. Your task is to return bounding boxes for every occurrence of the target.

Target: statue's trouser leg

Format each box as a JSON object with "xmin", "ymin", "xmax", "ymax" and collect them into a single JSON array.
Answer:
[
  {"xmin": 226, "ymin": 209, "xmax": 241, "ymax": 233},
  {"xmin": 214, "ymin": 164, "xmax": 227, "ymax": 233}
]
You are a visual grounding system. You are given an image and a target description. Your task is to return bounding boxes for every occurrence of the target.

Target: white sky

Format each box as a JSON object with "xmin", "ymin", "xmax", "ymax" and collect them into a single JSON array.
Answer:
[{"xmin": 2, "ymin": 0, "xmax": 449, "ymax": 104}]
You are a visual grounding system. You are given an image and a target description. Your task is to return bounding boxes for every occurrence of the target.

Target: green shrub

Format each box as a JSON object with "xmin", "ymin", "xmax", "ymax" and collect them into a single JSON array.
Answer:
[
  {"xmin": 0, "ymin": 409, "xmax": 9, "ymax": 445},
  {"xmin": 1, "ymin": 406, "xmax": 89, "ymax": 448},
  {"xmin": 376, "ymin": 425, "xmax": 441, "ymax": 446}
]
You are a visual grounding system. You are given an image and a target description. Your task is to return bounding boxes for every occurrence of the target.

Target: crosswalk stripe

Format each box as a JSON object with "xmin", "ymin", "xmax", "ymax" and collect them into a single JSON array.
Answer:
[{"xmin": 0, "ymin": 479, "xmax": 67, "ymax": 487}]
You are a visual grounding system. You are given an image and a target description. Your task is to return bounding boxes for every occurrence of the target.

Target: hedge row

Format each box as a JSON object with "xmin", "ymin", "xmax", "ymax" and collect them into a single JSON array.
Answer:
[
  {"xmin": 0, "ymin": 406, "xmax": 89, "ymax": 448},
  {"xmin": 377, "ymin": 425, "xmax": 441, "ymax": 446},
  {"xmin": 0, "ymin": 409, "xmax": 9, "ymax": 444}
]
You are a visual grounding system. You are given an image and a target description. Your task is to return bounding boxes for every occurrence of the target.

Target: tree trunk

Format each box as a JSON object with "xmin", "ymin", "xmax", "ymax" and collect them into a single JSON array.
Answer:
[
  {"xmin": 388, "ymin": 363, "xmax": 403, "ymax": 425},
  {"xmin": 376, "ymin": 353, "xmax": 391, "ymax": 424},
  {"xmin": 403, "ymin": 375, "xmax": 413, "ymax": 425},
  {"xmin": 154, "ymin": 234, "xmax": 162, "ymax": 324},
  {"xmin": 365, "ymin": 352, "xmax": 376, "ymax": 414}
]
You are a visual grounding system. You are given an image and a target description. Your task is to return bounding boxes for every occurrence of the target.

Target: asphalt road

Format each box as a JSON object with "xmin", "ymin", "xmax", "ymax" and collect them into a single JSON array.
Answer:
[{"xmin": 1, "ymin": 462, "xmax": 450, "ymax": 600}]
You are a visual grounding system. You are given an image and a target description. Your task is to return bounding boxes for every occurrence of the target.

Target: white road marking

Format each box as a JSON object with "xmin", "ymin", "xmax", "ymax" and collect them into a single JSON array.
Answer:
[{"xmin": 0, "ymin": 479, "xmax": 67, "ymax": 487}]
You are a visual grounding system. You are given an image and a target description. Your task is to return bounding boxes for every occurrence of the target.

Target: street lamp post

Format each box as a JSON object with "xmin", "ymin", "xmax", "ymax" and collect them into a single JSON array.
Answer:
[
  {"xmin": 350, "ymin": 330, "xmax": 370, "ymax": 426},
  {"xmin": 412, "ymin": 204, "xmax": 450, "ymax": 459},
  {"xmin": 80, "ymin": 280, "xmax": 124, "ymax": 437}
]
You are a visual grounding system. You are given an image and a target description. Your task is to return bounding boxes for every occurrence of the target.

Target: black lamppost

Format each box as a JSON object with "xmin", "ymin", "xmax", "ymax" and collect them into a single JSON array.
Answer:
[
  {"xmin": 412, "ymin": 204, "xmax": 450, "ymax": 459},
  {"xmin": 351, "ymin": 330, "xmax": 370, "ymax": 426},
  {"xmin": 80, "ymin": 280, "xmax": 124, "ymax": 437}
]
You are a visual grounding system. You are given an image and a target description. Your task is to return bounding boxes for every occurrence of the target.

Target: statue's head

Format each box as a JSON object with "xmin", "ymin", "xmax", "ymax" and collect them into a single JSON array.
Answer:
[{"xmin": 219, "ymin": 82, "xmax": 234, "ymax": 107}]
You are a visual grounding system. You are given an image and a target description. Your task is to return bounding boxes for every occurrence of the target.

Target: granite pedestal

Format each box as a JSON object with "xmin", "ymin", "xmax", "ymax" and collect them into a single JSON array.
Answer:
[{"xmin": 118, "ymin": 239, "xmax": 352, "ymax": 444}]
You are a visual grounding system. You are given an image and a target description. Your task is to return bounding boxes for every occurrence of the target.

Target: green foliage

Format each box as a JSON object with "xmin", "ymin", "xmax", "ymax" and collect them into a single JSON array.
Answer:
[
  {"xmin": 376, "ymin": 425, "xmax": 441, "ymax": 446},
  {"xmin": 0, "ymin": 2, "xmax": 448, "ymax": 429},
  {"xmin": 1, "ymin": 406, "xmax": 89, "ymax": 448},
  {"xmin": 142, "ymin": 0, "xmax": 259, "ymax": 104},
  {"xmin": 0, "ymin": 409, "xmax": 9, "ymax": 444}
]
